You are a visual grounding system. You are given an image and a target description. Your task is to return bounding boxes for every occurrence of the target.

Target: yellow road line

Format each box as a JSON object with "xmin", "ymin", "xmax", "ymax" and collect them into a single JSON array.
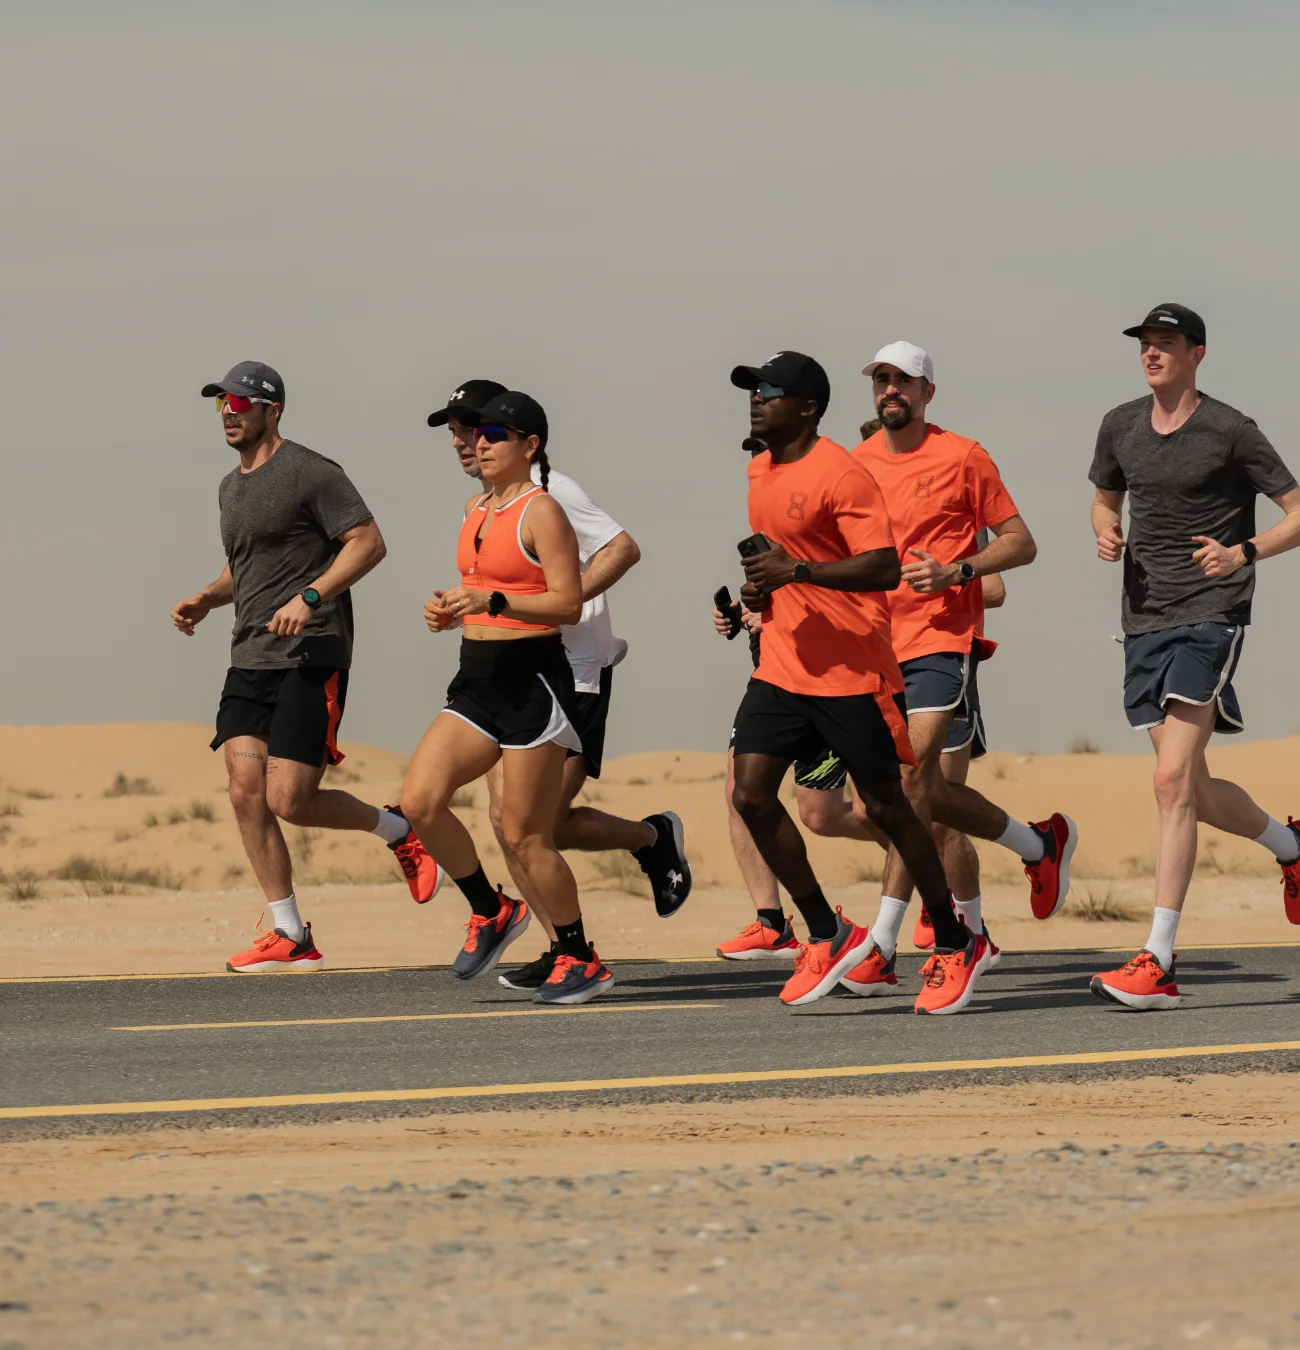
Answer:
[
  {"xmin": 113, "ymin": 1002, "xmax": 720, "ymax": 1032},
  {"xmin": 4, "ymin": 1039, "xmax": 1299, "ymax": 1121}
]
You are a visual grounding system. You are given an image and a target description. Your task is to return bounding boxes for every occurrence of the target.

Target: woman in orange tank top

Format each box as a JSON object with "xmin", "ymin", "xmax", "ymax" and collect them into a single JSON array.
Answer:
[{"xmin": 399, "ymin": 392, "xmax": 615, "ymax": 1004}]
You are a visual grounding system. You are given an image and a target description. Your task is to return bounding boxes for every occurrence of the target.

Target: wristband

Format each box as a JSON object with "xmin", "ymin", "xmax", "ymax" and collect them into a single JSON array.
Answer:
[{"xmin": 1240, "ymin": 539, "xmax": 1258, "ymax": 567}]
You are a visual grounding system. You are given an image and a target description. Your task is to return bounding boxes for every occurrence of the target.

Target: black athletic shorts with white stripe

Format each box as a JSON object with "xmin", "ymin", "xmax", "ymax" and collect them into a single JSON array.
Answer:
[
  {"xmin": 1123, "ymin": 621, "xmax": 1244, "ymax": 734},
  {"xmin": 444, "ymin": 634, "xmax": 583, "ymax": 752}
]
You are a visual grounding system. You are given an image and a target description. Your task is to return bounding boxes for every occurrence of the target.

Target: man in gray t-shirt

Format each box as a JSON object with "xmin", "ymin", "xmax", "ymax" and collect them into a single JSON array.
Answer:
[
  {"xmin": 1087, "ymin": 305, "xmax": 1300, "ymax": 1010},
  {"xmin": 171, "ymin": 361, "xmax": 443, "ymax": 973}
]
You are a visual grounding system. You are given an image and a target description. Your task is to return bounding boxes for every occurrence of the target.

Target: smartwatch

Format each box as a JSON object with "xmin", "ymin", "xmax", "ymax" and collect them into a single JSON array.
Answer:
[
  {"xmin": 792, "ymin": 560, "xmax": 813, "ymax": 583},
  {"xmin": 1240, "ymin": 539, "xmax": 1258, "ymax": 567},
  {"xmin": 957, "ymin": 562, "xmax": 976, "ymax": 585},
  {"xmin": 301, "ymin": 587, "xmax": 322, "ymax": 608},
  {"xmin": 488, "ymin": 591, "xmax": 509, "ymax": 617}
]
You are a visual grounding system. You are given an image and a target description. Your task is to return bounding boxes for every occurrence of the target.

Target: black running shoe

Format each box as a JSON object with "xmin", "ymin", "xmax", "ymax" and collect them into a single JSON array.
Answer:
[
  {"xmin": 636, "ymin": 810, "xmax": 693, "ymax": 917},
  {"xmin": 498, "ymin": 947, "xmax": 558, "ymax": 991},
  {"xmin": 452, "ymin": 890, "xmax": 530, "ymax": 980}
]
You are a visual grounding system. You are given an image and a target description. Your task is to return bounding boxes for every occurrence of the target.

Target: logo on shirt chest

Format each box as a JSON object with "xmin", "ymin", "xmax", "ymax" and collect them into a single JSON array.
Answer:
[
  {"xmin": 914, "ymin": 475, "xmax": 935, "ymax": 498},
  {"xmin": 787, "ymin": 492, "xmax": 808, "ymax": 520}
]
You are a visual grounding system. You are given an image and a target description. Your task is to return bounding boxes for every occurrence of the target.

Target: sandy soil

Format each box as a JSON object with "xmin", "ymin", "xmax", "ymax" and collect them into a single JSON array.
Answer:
[
  {"xmin": 1, "ymin": 722, "xmax": 1298, "ymax": 977},
  {"xmin": 3, "ymin": 1074, "xmax": 1299, "ymax": 1347}
]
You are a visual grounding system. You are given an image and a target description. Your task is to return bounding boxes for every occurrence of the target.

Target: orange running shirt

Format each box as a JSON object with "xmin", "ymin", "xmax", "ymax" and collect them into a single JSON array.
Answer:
[
  {"xmin": 746, "ymin": 437, "xmax": 903, "ymax": 698},
  {"xmin": 852, "ymin": 426, "xmax": 1018, "ymax": 664}
]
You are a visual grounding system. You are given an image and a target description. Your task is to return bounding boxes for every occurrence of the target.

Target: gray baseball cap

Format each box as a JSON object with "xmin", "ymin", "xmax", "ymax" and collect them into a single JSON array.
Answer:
[{"xmin": 200, "ymin": 361, "xmax": 285, "ymax": 408}]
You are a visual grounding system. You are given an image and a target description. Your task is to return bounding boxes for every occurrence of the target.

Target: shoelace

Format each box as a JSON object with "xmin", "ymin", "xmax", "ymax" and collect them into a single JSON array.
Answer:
[
  {"xmin": 461, "ymin": 912, "xmax": 494, "ymax": 953},
  {"xmin": 392, "ymin": 838, "xmax": 421, "ymax": 879},
  {"xmin": 1118, "ymin": 952, "xmax": 1155, "ymax": 976},
  {"xmin": 917, "ymin": 954, "xmax": 940, "ymax": 985},
  {"xmin": 545, "ymin": 954, "xmax": 586, "ymax": 984}
]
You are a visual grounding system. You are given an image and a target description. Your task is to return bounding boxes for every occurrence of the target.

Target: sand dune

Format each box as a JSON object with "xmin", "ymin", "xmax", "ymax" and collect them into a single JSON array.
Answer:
[{"xmin": 0, "ymin": 722, "xmax": 1297, "ymax": 976}]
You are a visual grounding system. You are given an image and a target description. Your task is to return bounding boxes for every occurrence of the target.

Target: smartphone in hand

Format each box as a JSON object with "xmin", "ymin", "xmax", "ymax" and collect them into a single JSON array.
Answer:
[
  {"xmin": 713, "ymin": 586, "xmax": 742, "ymax": 640},
  {"xmin": 737, "ymin": 533, "xmax": 771, "ymax": 559}
]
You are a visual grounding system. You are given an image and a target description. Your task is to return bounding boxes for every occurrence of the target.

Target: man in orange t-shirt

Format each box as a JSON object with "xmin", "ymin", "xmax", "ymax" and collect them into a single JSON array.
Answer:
[
  {"xmin": 842, "ymin": 342, "xmax": 1078, "ymax": 996},
  {"xmin": 727, "ymin": 350, "xmax": 991, "ymax": 1016}
]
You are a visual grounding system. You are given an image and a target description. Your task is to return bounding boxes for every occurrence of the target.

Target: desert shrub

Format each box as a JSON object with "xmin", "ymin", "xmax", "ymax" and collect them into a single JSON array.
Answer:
[
  {"xmin": 188, "ymin": 799, "xmax": 216, "ymax": 822},
  {"xmin": 1063, "ymin": 884, "xmax": 1142, "ymax": 923},
  {"xmin": 54, "ymin": 855, "xmax": 183, "ymax": 893},
  {"xmin": 1067, "ymin": 735, "xmax": 1100, "ymax": 755},
  {"xmin": 105, "ymin": 774, "xmax": 159, "ymax": 798},
  {"xmin": 0, "ymin": 799, "xmax": 22, "ymax": 818},
  {"xmin": 4, "ymin": 869, "xmax": 40, "ymax": 900},
  {"xmin": 590, "ymin": 851, "xmax": 649, "ymax": 897}
]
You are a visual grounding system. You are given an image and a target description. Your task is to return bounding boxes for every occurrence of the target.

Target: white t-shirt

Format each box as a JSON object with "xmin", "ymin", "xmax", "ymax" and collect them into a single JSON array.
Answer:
[{"xmin": 531, "ymin": 462, "xmax": 628, "ymax": 693}]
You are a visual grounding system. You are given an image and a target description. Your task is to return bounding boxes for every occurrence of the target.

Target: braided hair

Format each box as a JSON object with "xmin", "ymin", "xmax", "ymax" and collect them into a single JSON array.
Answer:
[{"xmin": 533, "ymin": 443, "xmax": 551, "ymax": 492}]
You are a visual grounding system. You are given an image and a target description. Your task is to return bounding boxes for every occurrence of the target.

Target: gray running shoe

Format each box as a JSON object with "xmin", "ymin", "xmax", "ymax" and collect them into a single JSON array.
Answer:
[
  {"xmin": 532, "ymin": 950, "xmax": 615, "ymax": 1005},
  {"xmin": 452, "ymin": 891, "xmax": 530, "ymax": 980}
]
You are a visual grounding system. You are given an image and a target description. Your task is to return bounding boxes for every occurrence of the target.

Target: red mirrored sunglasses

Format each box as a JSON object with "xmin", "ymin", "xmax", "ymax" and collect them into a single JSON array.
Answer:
[{"xmin": 215, "ymin": 392, "xmax": 274, "ymax": 414}]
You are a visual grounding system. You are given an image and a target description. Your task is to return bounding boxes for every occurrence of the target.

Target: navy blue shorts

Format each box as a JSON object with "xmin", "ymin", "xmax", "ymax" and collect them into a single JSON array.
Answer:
[
  {"xmin": 943, "ymin": 665, "xmax": 987, "ymax": 759},
  {"xmin": 1123, "ymin": 622, "xmax": 1244, "ymax": 734},
  {"xmin": 901, "ymin": 651, "xmax": 973, "ymax": 717}
]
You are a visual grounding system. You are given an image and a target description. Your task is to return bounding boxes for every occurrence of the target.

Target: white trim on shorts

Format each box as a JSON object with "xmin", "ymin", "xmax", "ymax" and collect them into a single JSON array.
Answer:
[
  {"xmin": 1147, "ymin": 625, "xmax": 1244, "ymax": 731},
  {"xmin": 501, "ymin": 674, "xmax": 583, "ymax": 753},
  {"xmin": 942, "ymin": 709, "xmax": 982, "ymax": 755},
  {"xmin": 907, "ymin": 651, "xmax": 971, "ymax": 715}
]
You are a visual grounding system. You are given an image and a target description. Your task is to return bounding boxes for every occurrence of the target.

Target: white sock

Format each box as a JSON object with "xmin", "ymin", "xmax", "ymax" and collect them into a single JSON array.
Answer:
[
  {"xmin": 996, "ymin": 818, "xmax": 1044, "ymax": 863},
  {"xmin": 372, "ymin": 808, "xmax": 410, "ymax": 846},
  {"xmin": 870, "ymin": 896, "xmax": 909, "ymax": 960},
  {"xmin": 269, "ymin": 895, "xmax": 305, "ymax": 943},
  {"xmin": 953, "ymin": 893, "xmax": 983, "ymax": 936},
  {"xmin": 1144, "ymin": 907, "xmax": 1180, "ymax": 969},
  {"xmin": 1255, "ymin": 817, "xmax": 1299, "ymax": 863}
]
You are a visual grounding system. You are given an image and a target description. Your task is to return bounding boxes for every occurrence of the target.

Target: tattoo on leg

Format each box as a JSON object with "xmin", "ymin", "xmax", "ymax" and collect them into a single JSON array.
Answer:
[{"xmin": 231, "ymin": 750, "xmax": 265, "ymax": 761}]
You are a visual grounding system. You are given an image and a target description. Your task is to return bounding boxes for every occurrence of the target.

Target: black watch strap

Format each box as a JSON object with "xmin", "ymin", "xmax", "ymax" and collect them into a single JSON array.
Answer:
[
  {"xmin": 488, "ymin": 591, "xmax": 508, "ymax": 617},
  {"xmin": 1241, "ymin": 539, "xmax": 1258, "ymax": 566}
]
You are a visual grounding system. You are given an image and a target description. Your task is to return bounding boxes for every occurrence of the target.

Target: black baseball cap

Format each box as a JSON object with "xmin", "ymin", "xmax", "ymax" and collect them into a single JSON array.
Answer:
[
  {"xmin": 730, "ymin": 350, "xmax": 830, "ymax": 417},
  {"xmin": 476, "ymin": 391, "xmax": 548, "ymax": 451},
  {"xmin": 200, "ymin": 361, "xmax": 285, "ymax": 408},
  {"xmin": 1122, "ymin": 303, "xmax": 1207, "ymax": 347},
  {"xmin": 426, "ymin": 379, "xmax": 508, "ymax": 428}
]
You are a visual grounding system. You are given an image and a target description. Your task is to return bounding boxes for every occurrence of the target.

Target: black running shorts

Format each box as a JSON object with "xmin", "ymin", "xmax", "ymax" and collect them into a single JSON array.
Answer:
[
  {"xmin": 211, "ymin": 666, "xmax": 348, "ymax": 767},
  {"xmin": 444, "ymin": 634, "xmax": 583, "ymax": 752},
  {"xmin": 731, "ymin": 678, "xmax": 908, "ymax": 787},
  {"xmin": 1123, "ymin": 622, "xmax": 1244, "ymax": 734},
  {"xmin": 567, "ymin": 664, "xmax": 614, "ymax": 779}
]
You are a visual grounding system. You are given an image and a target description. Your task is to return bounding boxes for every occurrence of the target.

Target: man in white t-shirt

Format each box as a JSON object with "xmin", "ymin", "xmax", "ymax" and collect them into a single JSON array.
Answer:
[{"xmin": 427, "ymin": 381, "xmax": 693, "ymax": 988}]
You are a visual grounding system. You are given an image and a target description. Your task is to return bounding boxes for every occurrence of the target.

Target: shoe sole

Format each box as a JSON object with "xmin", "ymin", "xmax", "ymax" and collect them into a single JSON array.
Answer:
[
  {"xmin": 987, "ymin": 948, "xmax": 1002, "ymax": 970},
  {"xmin": 227, "ymin": 956, "xmax": 325, "ymax": 973},
  {"xmin": 781, "ymin": 929, "xmax": 871, "ymax": 1006},
  {"xmin": 914, "ymin": 942, "xmax": 992, "ymax": 1015},
  {"xmin": 716, "ymin": 945, "xmax": 799, "ymax": 962},
  {"xmin": 410, "ymin": 864, "xmax": 448, "ymax": 906},
  {"xmin": 453, "ymin": 905, "xmax": 531, "ymax": 981},
  {"xmin": 655, "ymin": 811, "xmax": 693, "ymax": 918},
  {"xmin": 1033, "ymin": 814, "xmax": 1078, "ymax": 920},
  {"xmin": 1089, "ymin": 976, "xmax": 1181, "ymax": 1010},
  {"xmin": 839, "ymin": 977, "xmax": 897, "ymax": 997},
  {"xmin": 534, "ymin": 972, "xmax": 616, "ymax": 1006}
]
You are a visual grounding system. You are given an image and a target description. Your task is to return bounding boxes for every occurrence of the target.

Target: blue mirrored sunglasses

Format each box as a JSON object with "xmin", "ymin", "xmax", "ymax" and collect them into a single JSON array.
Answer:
[
  {"xmin": 476, "ymin": 423, "xmax": 518, "ymax": 444},
  {"xmin": 754, "ymin": 381, "xmax": 786, "ymax": 400}
]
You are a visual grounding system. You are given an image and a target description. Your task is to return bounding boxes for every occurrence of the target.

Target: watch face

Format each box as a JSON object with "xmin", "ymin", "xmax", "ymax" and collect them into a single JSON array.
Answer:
[{"xmin": 303, "ymin": 588, "xmax": 320, "ymax": 606}]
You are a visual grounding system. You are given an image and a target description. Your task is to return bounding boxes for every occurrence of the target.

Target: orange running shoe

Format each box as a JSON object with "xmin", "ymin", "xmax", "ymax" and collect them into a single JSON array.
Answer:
[
  {"xmin": 912, "ymin": 932, "xmax": 990, "ymax": 1015},
  {"xmin": 1025, "ymin": 812, "xmax": 1078, "ymax": 919},
  {"xmin": 1277, "ymin": 819, "xmax": 1300, "ymax": 924},
  {"xmin": 226, "ymin": 918, "xmax": 324, "ymax": 973},
  {"xmin": 1090, "ymin": 950, "xmax": 1181, "ymax": 1010},
  {"xmin": 838, "ymin": 944, "xmax": 897, "ymax": 998},
  {"xmin": 779, "ymin": 909, "xmax": 870, "ymax": 1007},
  {"xmin": 912, "ymin": 909, "xmax": 935, "ymax": 950},
  {"xmin": 533, "ymin": 949, "xmax": 615, "ymax": 1005},
  {"xmin": 717, "ymin": 914, "xmax": 799, "ymax": 962},
  {"xmin": 452, "ymin": 891, "xmax": 530, "ymax": 980},
  {"xmin": 385, "ymin": 808, "xmax": 446, "ymax": 904}
]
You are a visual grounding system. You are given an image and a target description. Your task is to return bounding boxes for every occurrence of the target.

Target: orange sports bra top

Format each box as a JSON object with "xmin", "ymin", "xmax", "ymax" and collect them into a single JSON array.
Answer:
[{"xmin": 455, "ymin": 486, "xmax": 553, "ymax": 632}]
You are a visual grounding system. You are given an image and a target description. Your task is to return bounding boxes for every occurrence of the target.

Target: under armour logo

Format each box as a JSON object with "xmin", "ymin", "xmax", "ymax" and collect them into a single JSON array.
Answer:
[
  {"xmin": 667, "ymin": 871, "xmax": 683, "ymax": 889},
  {"xmin": 914, "ymin": 475, "xmax": 934, "ymax": 498},
  {"xmin": 449, "ymin": 388, "xmax": 465, "ymax": 401},
  {"xmin": 787, "ymin": 492, "xmax": 808, "ymax": 520}
]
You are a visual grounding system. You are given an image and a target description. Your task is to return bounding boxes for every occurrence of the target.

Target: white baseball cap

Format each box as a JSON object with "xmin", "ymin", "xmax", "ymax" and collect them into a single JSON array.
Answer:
[{"xmin": 861, "ymin": 341, "xmax": 934, "ymax": 383}]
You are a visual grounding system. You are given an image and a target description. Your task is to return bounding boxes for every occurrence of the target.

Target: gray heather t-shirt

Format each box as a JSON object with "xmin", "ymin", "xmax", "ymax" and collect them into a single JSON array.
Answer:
[
  {"xmin": 218, "ymin": 440, "xmax": 373, "ymax": 669},
  {"xmin": 1089, "ymin": 393, "xmax": 1296, "ymax": 636}
]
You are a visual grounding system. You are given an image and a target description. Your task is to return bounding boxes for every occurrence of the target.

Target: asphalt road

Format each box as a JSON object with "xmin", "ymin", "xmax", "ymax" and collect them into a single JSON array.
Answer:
[{"xmin": 3, "ymin": 945, "xmax": 1299, "ymax": 1137}]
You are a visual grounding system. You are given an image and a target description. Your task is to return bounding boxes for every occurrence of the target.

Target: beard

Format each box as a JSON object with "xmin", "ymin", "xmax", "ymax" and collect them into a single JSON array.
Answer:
[{"xmin": 877, "ymin": 398, "xmax": 913, "ymax": 431}]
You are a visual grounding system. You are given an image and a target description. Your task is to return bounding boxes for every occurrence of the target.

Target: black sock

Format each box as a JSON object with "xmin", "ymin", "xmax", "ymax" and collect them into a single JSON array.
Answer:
[
  {"xmin": 791, "ymin": 885, "xmax": 837, "ymax": 942},
  {"xmin": 757, "ymin": 908, "xmax": 786, "ymax": 933},
  {"xmin": 927, "ymin": 896, "xmax": 970, "ymax": 951},
  {"xmin": 554, "ymin": 918, "xmax": 593, "ymax": 962},
  {"xmin": 452, "ymin": 865, "xmax": 501, "ymax": 919}
]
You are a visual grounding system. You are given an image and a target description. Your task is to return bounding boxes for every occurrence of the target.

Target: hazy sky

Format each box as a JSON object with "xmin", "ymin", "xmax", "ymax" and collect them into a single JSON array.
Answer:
[{"xmin": 3, "ymin": 0, "xmax": 1299, "ymax": 759}]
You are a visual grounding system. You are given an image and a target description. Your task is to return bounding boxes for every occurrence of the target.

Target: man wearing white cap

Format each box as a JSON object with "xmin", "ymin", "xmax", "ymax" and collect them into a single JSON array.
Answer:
[{"xmin": 837, "ymin": 342, "xmax": 1077, "ymax": 998}]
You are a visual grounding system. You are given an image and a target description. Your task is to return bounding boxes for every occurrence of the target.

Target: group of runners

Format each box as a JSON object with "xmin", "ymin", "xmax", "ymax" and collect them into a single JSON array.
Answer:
[{"xmin": 172, "ymin": 300, "xmax": 1300, "ymax": 1014}]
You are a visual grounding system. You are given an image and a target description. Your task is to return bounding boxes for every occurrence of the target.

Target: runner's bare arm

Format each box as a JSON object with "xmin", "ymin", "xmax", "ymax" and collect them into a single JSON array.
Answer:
[
  {"xmin": 266, "ymin": 519, "xmax": 387, "ymax": 637},
  {"xmin": 170, "ymin": 564, "xmax": 234, "ymax": 636},
  {"xmin": 441, "ymin": 495, "xmax": 582, "ymax": 627},
  {"xmin": 902, "ymin": 515, "xmax": 1036, "ymax": 594},
  {"xmin": 742, "ymin": 541, "xmax": 901, "ymax": 594},
  {"xmin": 981, "ymin": 573, "xmax": 1007, "ymax": 608},
  {"xmin": 1092, "ymin": 488, "xmax": 1126, "ymax": 562},
  {"xmin": 580, "ymin": 530, "xmax": 640, "ymax": 603},
  {"xmin": 1191, "ymin": 484, "xmax": 1300, "ymax": 577}
]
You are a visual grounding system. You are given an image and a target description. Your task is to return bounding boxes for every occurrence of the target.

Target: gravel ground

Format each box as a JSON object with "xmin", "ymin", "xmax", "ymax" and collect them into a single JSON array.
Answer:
[{"xmin": 4, "ymin": 1139, "xmax": 1300, "ymax": 1348}]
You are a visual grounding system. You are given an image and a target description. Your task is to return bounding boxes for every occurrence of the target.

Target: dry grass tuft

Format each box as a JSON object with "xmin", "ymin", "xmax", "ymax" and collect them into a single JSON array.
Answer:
[
  {"xmin": 104, "ymin": 774, "xmax": 159, "ymax": 798},
  {"xmin": 1062, "ymin": 883, "xmax": 1143, "ymax": 923},
  {"xmin": 53, "ymin": 855, "xmax": 183, "ymax": 894},
  {"xmin": 589, "ymin": 851, "xmax": 649, "ymax": 897},
  {"xmin": 1067, "ymin": 735, "xmax": 1100, "ymax": 755},
  {"xmin": 3, "ymin": 868, "xmax": 40, "ymax": 900},
  {"xmin": 187, "ymin": 798, "xmax": 216, "ymax": 823}
]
